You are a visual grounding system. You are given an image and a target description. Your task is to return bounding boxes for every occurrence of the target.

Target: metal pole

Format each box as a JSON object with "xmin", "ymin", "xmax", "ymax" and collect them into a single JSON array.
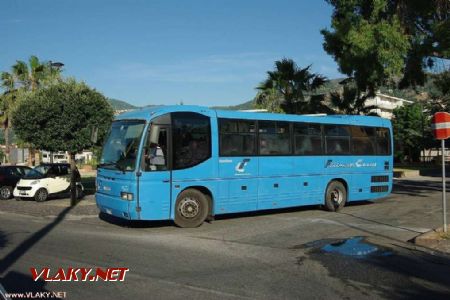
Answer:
[{"xmin": 442, "ymin": 139, "xmax": 447, "ymax": 233}]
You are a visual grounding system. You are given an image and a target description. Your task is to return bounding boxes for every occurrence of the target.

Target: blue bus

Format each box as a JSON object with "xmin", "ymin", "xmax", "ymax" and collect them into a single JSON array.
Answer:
[{"xmin": 96, "ymin": 105, "xmax": 392, "ymax": 227}]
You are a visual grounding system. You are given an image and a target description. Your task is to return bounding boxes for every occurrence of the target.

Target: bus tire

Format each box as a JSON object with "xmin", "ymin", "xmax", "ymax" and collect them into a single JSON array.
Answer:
[
  {"xmin": 174, "ymin": 189, "xmax": 209, "ymax": 228},
  {"xmin": 324, "ymin": 181, "xmax": 347, "ymax": 212},
  {"xmin": 204, "ymin": 193, "xmax": 214, "ymax": 222}
]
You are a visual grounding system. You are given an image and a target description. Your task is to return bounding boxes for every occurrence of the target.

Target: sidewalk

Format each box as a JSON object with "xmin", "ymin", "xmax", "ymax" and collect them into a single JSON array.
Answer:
[{"xmin": 0, "ymin": 195, "xmax": 98, "ymax": 218}]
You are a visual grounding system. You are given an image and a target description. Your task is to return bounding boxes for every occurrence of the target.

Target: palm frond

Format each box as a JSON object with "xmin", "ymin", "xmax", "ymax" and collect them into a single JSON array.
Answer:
[
  {"xmin": 29, "ymin": 55, "xmax": 41, "ymax": 71},
  {"xmin": 310, "ymin": 75, "xmax": 328, "ymax": 90},
  {"xmin": 12, "ymin": 61, "xmax": 29, "ymax": 85},
  {"xmin": 1, "ymin": 72, "xmax": 15, "ymax": 91}
]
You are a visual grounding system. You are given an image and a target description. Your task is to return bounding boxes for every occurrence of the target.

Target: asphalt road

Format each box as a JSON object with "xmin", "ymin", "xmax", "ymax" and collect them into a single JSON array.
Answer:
[{"xmin": 1, "ymin": 177, "xmax": 450, "ymax": 299}]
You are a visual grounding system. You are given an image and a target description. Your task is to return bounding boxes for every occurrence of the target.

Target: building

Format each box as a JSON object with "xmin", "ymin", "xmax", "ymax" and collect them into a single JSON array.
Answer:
[{"xmin": 365, "ymin": 93, "xmax": 413, "ymax": 119}]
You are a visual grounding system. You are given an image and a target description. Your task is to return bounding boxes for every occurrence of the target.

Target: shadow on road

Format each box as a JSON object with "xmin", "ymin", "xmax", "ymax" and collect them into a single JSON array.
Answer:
[
  {"xmin": 99, "ymin": 212, "xmax": 173, "ymax": 228},
  {"xmin": 0, "ymin": 202, "xmax": 77, "ymax": 292},
  {"xmin": 393, "ymin": 179, "xmax": 449, "ymax": 197},
  {"xmin": 0, "ymin": 232, "xmax": 7, "ymax": 250},
  {"xmin": 99, "ymin": 204, "xmax": 328, "ymax": 228},
  {"xmin": 1, "ymin": 271, "xmax": 52, "ymax": 295},
  {"xmin": 214, "ymin": 204, "xmax": 324, "ymax": 221},
  {"xmin": 419, "ymin": 167, "xmax": 450, "ymax": 177},
  {"xmin": 302, "ymin": 237, "xmax": 450, "ymax": 299}
]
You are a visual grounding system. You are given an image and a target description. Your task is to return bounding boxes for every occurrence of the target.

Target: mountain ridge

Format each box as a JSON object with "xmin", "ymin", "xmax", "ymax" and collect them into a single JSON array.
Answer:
[{"xmin": 108, "ymin": 77, "xmax": 434, "ymax": 111}]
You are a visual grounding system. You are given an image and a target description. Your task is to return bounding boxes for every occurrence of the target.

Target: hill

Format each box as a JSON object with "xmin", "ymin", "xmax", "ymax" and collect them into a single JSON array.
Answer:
[
  {"xmin": 212, "ymin": 100, "xmax": 255, "ymax": 111},
  {"xmin": 107, "ymin": 98, "xmax": 138, "ymax": 110}
]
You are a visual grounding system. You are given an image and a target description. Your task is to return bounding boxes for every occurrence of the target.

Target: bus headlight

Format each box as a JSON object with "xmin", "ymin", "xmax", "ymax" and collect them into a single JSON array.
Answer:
[{"xmin": 120, "ymin": 192, "xmax": 133, "ymax": 201}]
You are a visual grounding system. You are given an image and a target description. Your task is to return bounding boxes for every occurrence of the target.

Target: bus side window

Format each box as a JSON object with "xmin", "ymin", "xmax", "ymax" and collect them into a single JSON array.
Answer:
[
  {"xmin": 172, "ymin": 112, "xmax": 211, "ymax": 169},
  {"xmin": 219, "ymin": 119, "xmax": 256, "ymax": 156},
  {"xmin": 325, "ymin": 125, "xmax": 350, "ymax": 155},
  {"xmin": 350, "ymin": 126, "xmax": 376, "ymax": 155},
  {"xmin": 294, "ymin": 123, "xmax": 323, "ymax": 155},
  {"xmin": 258, "ymin": 121, "xmax": 291, "ymax": 155}
]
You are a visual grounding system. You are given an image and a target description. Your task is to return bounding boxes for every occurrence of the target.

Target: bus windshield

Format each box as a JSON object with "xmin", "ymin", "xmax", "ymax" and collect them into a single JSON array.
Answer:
[{"xmin": 100, "ymin": 120, "xmax": 145, "ymax": 172}]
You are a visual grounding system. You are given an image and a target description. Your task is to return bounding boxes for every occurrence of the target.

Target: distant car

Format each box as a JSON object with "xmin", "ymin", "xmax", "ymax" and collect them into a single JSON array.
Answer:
[
  {"xmin": 0, "ymin": 166, "xmax": 32, "ymax": 200},
  {"xmin": 13, "ymin": 163, "xmax": 84, "ymax": 202}
]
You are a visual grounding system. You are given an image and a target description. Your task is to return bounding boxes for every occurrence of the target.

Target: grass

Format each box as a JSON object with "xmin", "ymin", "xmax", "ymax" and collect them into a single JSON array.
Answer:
[{"xmin": 440, "ymin": 227, "xmax": 450, "ymax": 240}]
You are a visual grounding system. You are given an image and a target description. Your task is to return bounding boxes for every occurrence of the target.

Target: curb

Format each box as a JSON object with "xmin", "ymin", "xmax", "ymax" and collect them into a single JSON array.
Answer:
[
  {"xmin": 412, "ymin": 226, "xmax": 450, "ymax": 253},
  {"xmin": 393, "ymin": 170, "xmax": 420, "ymax": 178}
]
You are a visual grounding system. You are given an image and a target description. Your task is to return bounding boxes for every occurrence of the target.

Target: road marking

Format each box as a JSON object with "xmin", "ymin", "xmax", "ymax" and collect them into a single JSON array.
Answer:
[{"xmin": 0, "ymin": 283, "xmax": 9, "ymax": 300}]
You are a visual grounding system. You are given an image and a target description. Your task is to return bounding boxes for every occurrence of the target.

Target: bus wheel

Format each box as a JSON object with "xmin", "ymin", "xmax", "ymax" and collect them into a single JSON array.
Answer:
[
  {"xmin": 174, "ymin": 189, "xmax": 209, "ymax": 228},
  {"xmin": 324, "ymin": 181, "xmax": 347, "ymax": 212}
]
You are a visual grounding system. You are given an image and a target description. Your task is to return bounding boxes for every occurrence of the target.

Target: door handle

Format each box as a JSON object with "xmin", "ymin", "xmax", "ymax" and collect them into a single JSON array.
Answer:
[{"xmin": 162, "ymin": 179, "xmax": 170, "ymax": 183}]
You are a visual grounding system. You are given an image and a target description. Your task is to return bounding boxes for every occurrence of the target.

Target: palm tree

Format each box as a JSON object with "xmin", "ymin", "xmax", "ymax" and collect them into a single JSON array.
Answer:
[
  {"xmin": 0, "ymin": 56, "xmax": 61, "ymax": 164},
  {"xmin": 256, "ymin": 58, "xmax": 332, "ymax": 114},
  {"xmin": 0, "ymin": 72, "xmax": 17, "ymax": 162},
  {"xmin": 330, "ymin": 80, "xmax": 379, "ymax": 115}
]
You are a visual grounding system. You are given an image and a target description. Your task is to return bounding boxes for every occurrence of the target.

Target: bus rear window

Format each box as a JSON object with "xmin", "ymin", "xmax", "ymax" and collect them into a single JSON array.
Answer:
[{"xmin": 376, "ymin": 127, "xmax": 391, "ymax": 155}]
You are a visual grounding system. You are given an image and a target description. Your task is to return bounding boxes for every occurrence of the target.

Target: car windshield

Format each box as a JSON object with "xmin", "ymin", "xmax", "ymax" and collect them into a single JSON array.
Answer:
[
  {"xmin": 23, "ymin": 165, "xmax": 50, "ymax": 179},
  {"xmin": 100, "ymin": 120, "xmax": 146, "ymax": 171}
]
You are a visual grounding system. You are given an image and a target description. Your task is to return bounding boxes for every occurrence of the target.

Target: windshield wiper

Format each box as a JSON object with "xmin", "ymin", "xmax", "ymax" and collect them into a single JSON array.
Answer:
[{"xmin": 98, "ymin": 162, "xmax": 126, "ymax": 173}]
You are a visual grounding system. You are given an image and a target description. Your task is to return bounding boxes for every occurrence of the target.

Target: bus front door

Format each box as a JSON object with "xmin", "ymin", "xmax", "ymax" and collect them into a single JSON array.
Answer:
[{"xmin": 137, "ymin": 124, "xmax": 172, "ymax": 220}]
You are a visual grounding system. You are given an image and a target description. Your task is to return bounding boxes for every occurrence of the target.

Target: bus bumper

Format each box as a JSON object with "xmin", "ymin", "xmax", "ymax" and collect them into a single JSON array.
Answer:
[{"xmin": 96, "ymin": 193, "xmax": 138, "ymax": 220}]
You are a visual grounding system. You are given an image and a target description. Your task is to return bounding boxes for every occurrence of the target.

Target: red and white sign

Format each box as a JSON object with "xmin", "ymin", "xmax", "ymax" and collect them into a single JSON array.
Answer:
[{"xmin": 432, "ymin": 112, "xmax": 450, "ymax": 140}]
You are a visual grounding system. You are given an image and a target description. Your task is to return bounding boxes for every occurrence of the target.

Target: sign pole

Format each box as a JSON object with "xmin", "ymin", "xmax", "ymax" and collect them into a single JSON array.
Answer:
[
  {"xmin": 432, "ymin": 112, "xmax": 450, "ymax": 232},
  {"xmin": 442, "ymin": 139, "xmax": 447, "ymax": 233}
]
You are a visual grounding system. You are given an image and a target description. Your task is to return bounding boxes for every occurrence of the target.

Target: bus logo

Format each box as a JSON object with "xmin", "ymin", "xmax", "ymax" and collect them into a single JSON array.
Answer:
[
  {"xmin": 325, "ymin": 159, "xmax": 376, "ymax": 168},
  {"xmin": 235, "ymin": 159, "xmax": 250, "ymax": 173}
]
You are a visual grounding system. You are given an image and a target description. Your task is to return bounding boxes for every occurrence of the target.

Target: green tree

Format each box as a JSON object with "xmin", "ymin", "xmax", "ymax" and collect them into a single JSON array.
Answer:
[
  {"xmin": 12, "ymin": 79, "xmax": 114, "ymax": 205},
  {"xmin": 392, "ymin": 103, "xmax": 435, "ymax": 163},
  {"xmin": 322, "ymin": 0, "xmax": 450, "ymax": 91},
  {"xmin": 428, "ymin": 69, "xmax": 450, "ymax": 112},
  {"xmin": 321, "ymin": 0, "xmax": 410, "ymax": 95},
  {"xmin": 255, "ymin": 58, "xmax": 332, "ymax": 114}
]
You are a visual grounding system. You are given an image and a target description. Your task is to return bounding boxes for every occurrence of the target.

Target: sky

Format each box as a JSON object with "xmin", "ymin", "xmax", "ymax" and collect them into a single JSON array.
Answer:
[{"xmin": 0, "ymin": 0, "xmax": 342, "ymax": 107}]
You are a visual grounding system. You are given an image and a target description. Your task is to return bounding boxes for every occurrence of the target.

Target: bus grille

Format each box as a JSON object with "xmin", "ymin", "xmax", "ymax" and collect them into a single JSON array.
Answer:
[
  {"xmin": 371, "ymin": 175, "xmax": 389, "ymax": 183},
  {"xmin": 371, "ymin": 185, "xmax": 389, "ymax": 193}
]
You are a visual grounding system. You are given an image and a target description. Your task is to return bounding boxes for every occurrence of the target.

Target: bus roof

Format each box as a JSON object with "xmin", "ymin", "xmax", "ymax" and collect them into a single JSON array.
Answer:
[{"xmin": 116, "ymin": 105, "xmax": 391, "ymax": 128}]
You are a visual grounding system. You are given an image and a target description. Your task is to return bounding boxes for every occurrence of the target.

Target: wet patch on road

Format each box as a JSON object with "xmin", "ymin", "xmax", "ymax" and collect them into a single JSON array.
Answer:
[
  {"xmin": 316, "ymin": 236, "xmax": 392, "ymax": 258},
  {"xmin": 294, "ymin": 236, "xmax": 450, "ymax": 299}
]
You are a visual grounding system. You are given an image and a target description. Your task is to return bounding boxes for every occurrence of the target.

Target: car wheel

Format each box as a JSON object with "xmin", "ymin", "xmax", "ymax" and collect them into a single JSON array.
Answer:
[
  {"xmin": 0, "ymin": 186, "xmax": 12, "ymax": 200},
  {"xmin": 35, "ymin": 188, "xmax": 48, "ymax": 202},
  {"xmin": 174, "ymin": 189, "xmax": 209, "ymax": 228},
  {"xmin": 324, "ymin": 181, "xmax": 347, "ymax": 212}
]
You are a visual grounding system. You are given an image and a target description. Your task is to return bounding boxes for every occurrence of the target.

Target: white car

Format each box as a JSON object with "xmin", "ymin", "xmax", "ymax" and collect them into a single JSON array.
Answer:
[{"xmin": 14, "ymin": 163, "xmax": 84, "ymax": 202}]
